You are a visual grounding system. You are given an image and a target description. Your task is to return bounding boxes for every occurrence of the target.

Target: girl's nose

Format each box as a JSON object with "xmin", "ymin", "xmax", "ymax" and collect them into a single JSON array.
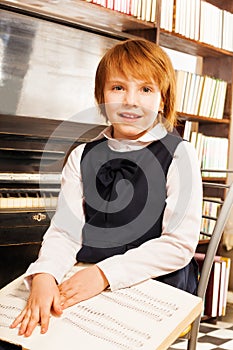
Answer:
[{"xmin": 123, "ymin": 90, "xmax": 138, "ymax": 107}]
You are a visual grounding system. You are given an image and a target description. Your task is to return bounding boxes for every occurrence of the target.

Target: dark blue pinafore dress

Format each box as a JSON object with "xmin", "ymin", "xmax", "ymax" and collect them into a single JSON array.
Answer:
[{"xmin": 76, "ymin": 133, "xmax": 198, "ymax": 294}]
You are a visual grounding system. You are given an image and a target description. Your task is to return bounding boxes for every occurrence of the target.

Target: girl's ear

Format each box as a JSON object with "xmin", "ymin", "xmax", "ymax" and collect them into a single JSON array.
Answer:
[{"xmin": 159, "ymin": 99, "xmax": 164, "ymax": 113}]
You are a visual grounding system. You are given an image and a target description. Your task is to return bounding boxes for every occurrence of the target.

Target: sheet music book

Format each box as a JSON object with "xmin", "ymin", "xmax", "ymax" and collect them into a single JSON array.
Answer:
[{"xmin": 0, "ymin": 264, "xmax": 202, "ymax": 350}]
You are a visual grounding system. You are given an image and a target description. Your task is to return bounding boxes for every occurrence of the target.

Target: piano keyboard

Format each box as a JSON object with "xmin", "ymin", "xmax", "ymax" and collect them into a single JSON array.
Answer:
[
  {"xmin": 0, "ymin": 192, "xmax": 58, "ymax": 209},
  {"xmin": 0, "ymin": 173, "xmax": 61, "ymax": 210}
]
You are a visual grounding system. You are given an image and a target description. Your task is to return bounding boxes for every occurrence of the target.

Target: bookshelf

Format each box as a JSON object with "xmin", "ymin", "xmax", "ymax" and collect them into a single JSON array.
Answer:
[{"xmin": 0, "ymin": 0, "xmax": 232, "ymax": 291}]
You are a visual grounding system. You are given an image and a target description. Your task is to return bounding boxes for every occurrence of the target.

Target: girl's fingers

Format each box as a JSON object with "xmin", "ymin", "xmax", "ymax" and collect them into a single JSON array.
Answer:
[
  {"xmin": 10, "ymin": 309, "xmax": 27, "ymax": 329},
  {"xmin": 18, "ymin": 310, "xmax": 33, "ymax": 335},
  {"xmin": 52, "ymin": 294, "xmax": 63, "ymax": 316},
  {"xmin": 11, "ymin": 307, "xmax": 40, "ymax": 337},
  {"xmin": 40, "ymin": 307, "xmax": 51, "ymax": 334},
  {"xmin": 60, "ymin": 290, "xmax": 79, "ymax": 309},
  {"xmin": 24, "ymin": 315, "xmax": 40, "ymax": 337},
  {"xmin": 61, "ymin": 295, "xmax": 77, "ymax": 310},
  {"xmin": 59, "ymin": 287, "xmax": 74, "ymax": 303},
  {"xmin": 22, "ymin": 307, "xmax": 43, "ymax": 337}
]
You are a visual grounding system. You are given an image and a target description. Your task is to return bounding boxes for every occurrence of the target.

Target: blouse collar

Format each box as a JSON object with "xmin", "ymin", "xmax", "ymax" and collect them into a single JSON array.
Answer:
[{"xmin": 92, "ymin": 123, "xmax": 168, "ymax": 152}]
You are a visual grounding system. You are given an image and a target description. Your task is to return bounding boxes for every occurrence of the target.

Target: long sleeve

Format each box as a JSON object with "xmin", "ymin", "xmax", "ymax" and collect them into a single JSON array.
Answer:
[
  {"xmin": 97, "ymin": 141, "xmax": 203, "ymax": 291},
  {"xmin": 24, "ymin": 144, "xmax": 86, "ymax": 285}
]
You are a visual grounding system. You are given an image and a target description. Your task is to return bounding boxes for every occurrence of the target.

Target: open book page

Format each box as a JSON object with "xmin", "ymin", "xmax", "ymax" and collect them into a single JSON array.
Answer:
[{"xmin": 0, "ymin": 264, "xmax": 203, "ymax": 350}]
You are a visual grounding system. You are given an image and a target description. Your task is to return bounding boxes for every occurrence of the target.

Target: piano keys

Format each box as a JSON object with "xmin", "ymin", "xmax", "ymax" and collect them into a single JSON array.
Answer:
[
  {"xmin": 0, "ymin": 192, "xmax": 58, "ymax": 209},
  {"xmin": 0, "ymin": 173, "xmax": 61, "ymax": 209}
]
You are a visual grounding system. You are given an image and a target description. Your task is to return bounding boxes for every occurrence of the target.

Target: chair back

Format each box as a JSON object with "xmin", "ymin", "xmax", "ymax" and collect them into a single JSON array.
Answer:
[
  {"xmin": 187, "ymin": 179, "xmax": 233, "ymax": 350},
  {"xmin": 197, "ymin": 181, "xmax": 233, "ymax": 299}
]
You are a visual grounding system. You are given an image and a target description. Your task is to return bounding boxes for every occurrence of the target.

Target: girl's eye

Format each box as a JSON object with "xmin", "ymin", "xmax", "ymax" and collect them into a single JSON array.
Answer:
[
  {"xmin": 142, "ymin": 87, "xmax": 152, "ymax": 93},
  {"xmin": 113, "ymin": 85, "xmax": 123, "ymax": 91}
]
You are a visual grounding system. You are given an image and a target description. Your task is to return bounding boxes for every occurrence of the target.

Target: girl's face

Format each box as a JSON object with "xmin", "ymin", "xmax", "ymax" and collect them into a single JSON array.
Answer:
[{"xmin": 103, "ymin": 73, "xmax": 163, "ymax": 140}]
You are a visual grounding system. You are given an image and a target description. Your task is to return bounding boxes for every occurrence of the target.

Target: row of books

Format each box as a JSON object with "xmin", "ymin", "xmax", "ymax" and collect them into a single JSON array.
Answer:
[
  {"xmin": 162, "ymin": 0, "xmax": 233, "ymax": 52},
  {"xmin": 86, "ymin": 1, "xmax": 233, "ymax": 52},
  {"xmin": 195, "ymin": 253, "xmax": 231, "ymax": 318},
  {"xmin": 86, "ymin": 0, "xmax": 158, "ymax": 22},
  {"xmin": 173, "ymin": 0, "xmax": 199, "ymax": 41},
  {"xmin": 163, "ymin": 0, "xmax": 233, "ymax": 51},
  {"xmin": 200, "ymin": 197, "xmax": 221, "ymax": 240},
  {"xmin": 174, "ymin": 0, "xmax": 233, "ymax": 50},
  {"xmin": 183, "ymin": 122, "xmax": 228, "ymax": 177},
  {"xmin": 175, "ymin": 70, "xmax": 228, "ymax": 119},
  {"xmin": 200, "ymin": 2, "xmax": 233, "ymax": 52}
]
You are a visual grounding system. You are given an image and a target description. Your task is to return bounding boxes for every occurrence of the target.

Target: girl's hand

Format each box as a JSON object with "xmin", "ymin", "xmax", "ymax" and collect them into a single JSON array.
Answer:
[
  {"xmin": 10, "ymin": 273, "xmax": 62, "ymax": 337},
  {"xmin": 59, "ymin": 265, "xmax": 109, "ymax": 309}
]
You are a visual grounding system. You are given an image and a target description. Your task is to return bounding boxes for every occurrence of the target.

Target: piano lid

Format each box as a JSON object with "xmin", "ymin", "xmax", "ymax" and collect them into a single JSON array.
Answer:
[{"xmin": 0, "ymin": 114, "xmax": 105, "ymax": 173}]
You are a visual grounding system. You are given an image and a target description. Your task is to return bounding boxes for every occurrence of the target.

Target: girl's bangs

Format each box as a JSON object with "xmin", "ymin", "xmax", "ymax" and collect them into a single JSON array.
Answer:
[{"xmin": 107, "ymin": 53, "xmax": 157, "ymax": 83}]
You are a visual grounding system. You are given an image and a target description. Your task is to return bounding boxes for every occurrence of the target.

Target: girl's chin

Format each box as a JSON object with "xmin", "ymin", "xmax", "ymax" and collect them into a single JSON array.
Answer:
[{"xmin": 112, "ymin": 124, "xmax": 150, "ymax": 139}]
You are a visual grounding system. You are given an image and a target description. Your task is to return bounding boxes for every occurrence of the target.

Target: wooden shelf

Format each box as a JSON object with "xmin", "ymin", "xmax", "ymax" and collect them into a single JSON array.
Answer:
[
  {"xmin": 198, "ymin": 239, "xmax": 211, "ymax": 245},
  {"xmin": 202, "ymin": 177, "xmax": 226, "ymax": 182},
  {"xmin": 177, "ymin": 113, "xmax": 230, "ymax": 124},
  {"xmin": 205, "ymin": 0, "xmax": 233, "ymax": 13},
  {"xmin": 0, "ymin": 0, "xmax": 155, "ymax": 39}
]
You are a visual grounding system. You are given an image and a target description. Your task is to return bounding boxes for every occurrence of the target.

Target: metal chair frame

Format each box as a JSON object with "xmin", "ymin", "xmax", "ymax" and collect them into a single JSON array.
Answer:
[{"xmin": 184, "ymin": 174, "xmax": 233, "ymax": 350}]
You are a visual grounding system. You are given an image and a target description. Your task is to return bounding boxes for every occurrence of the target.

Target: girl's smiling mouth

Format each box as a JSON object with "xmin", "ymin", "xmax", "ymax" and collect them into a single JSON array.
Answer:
[{"xmin": 119, "ymin": 112, "xmax": 142, "ymax": 120}]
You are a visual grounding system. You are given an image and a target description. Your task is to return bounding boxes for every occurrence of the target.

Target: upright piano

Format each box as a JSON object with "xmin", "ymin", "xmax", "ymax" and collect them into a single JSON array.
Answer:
[{"xmin": 0, "ymin": 114, "xmax": 105, "ymax": 288}]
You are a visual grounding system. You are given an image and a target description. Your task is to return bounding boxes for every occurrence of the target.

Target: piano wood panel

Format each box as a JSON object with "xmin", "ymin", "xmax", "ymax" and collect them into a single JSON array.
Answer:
[
  {"xmin": 0, "ymin": 114, "xmax": 106, "ymax": 140},
  {"xmin": 0, "ymin": 115, "xmax": 105, "ymax": 288},
  {"xmin": 0, "ymin": 211, "xmax": 53, "ymax": 245},
  {"xmin": 0, "ymin": 114, "xmax": 105, "ymax": 173}
]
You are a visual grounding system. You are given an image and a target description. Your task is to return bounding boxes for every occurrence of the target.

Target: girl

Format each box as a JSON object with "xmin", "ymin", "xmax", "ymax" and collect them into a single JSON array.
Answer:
[{"xmin": 11, "ymin": 38, "xmax": 202, "ymax": 337}]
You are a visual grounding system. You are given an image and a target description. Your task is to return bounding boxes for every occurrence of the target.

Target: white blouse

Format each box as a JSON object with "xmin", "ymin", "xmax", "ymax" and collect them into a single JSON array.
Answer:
[{"xmin": 25, "ymin": 123, "xmax": 203, "ymax": 291}]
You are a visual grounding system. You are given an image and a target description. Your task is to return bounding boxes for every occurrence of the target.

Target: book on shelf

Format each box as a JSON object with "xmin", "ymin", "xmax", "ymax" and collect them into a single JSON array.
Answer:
[
  {"xmin": 175, "ymin": 70, "xmax": 188, "ymax": 112},
  {"xmin": 183, "ymin": 121, "xmax": 198, "ymax": 142},
  {"xmin": 193, "ymin": 75, "xmax": 204, "ymax": 116},
  {"xmin": 150, "ymin": 0, "xmax": 157, "ymax": 23},
  {"xmin": 220, "ymin": 257, "xmax": 231, "ymax": 316},
  {"xmin": 195, "ymin": 253, "xmax": 231, "ymax": 318},
  {"xmin": 160, "ymin": 0, "xmax": 174, "ymax": 31},
  {"xmin": 145, "ymin": 0, "xmax": 153, "ymax": 22},
  {"xmin": 222, "ymin": 10, "xmax": 233, "ymax": 52},
  {"xmin": 205, "ymin": 259, "xmax": 221, "ymax": 317},
  {"xmin": 195, "ymin": 132, "xmax": 204, "ymax": 167},
  {"xmin": 218, "ymin": 258, "xmax": 227, "ymax": 317},
  {"xmin": 181, "ymin": 72, "xmax": 193, "ymax": 113},
  {"xmin": 0, "ymin": 264, "xmax": 203, "ymax": 350},
  {"xmin": 185, "ymin": 73, "xmax": 197, "ymax": 115}
]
